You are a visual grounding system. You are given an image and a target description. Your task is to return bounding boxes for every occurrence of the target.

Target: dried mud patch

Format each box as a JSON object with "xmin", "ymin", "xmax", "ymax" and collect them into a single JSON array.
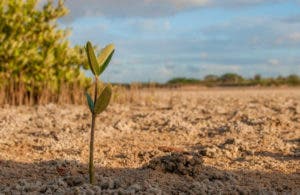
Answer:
[{"xmin": 0, "ymin": 88, "xmax": 299, "ymax": 194}]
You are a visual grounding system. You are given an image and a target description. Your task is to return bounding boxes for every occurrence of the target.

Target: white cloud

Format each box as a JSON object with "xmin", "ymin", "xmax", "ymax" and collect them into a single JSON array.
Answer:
[
  {"xmin": 130, "ymin": 19, "xmax": 171, "ymax": 32},
  {"xmin": 57, "ymin": 0, "xmax": 300, "ymax": 82},
  {"xmin": 268, "ymin": 59, "xmax": 280, "ymax": 66},
  {"xmin": 200, "ymin": 64, "xmax": 241, "ymax": 73},
  {"xmin": 200, "ymin": 52, "xmax": 208, "ymax": 59},
  {"xmin": 60, "ymin": 0, "xmax": 209, "ymax": 21},
  {"xmin": 275, "ymin": 32, "xmax": 300, "ymax": 45},
  {"xmin": 159, "ymin": 66, "xmax": 174, "ymax": 77},
  {"xmin": 145, "ymin": 0, "xmax": 209, "ymax": 8},
  {"xmin": 54, "ymin": 0, "xmax": 296, "ymax": 22},
  {"xmin": 287, "ymin": 32, "xmax": 300, "ymax": 42}
]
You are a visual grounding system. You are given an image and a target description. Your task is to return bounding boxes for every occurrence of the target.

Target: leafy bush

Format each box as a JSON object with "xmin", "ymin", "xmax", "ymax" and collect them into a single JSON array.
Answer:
[
  {"xmin": 219, "ymin": 73, "xmax": 244, "ymax": 86},
  {"xmin": 167, "ymin": 77, "xmax": 200, "ymax": 85},
  {"xmin": 167, "ymin": 73, "xmax": 300, "ymax": 87},
  {"xmin": 0, "ymin": 0, "xmax": 88, "ymax": 105},
  {"xmin": 286, "ymin": 74, "xmax": 300, "ymax": 86}
]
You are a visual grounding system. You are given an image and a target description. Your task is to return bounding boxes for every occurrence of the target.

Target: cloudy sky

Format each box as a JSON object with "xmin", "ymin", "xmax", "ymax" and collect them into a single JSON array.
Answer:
[{"xmin": 58, "ymin": 0, "xmax": 300, "ymax": 83}]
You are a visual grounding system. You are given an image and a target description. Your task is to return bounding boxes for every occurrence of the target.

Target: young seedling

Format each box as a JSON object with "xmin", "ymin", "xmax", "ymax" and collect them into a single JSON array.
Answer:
[{"xmin": 85, "ymin": 41, "xmax": 115, "ymax": 184}]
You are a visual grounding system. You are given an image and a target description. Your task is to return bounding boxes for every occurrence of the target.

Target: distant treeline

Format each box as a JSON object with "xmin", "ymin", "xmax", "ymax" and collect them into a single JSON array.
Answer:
[{"xmin": 166, "ymin": 73, "xmax": 300, "ymax": 87}]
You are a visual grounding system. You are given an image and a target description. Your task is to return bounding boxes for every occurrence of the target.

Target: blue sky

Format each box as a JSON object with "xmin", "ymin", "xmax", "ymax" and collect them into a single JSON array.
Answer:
[{"xmin": 59, "ymin": 0, "xmax": 300, "ymax": 83}]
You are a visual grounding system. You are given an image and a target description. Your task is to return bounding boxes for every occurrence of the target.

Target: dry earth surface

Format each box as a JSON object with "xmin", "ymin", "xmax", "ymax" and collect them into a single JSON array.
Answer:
[{"xmin": 0, "ymin": 88, "xmax": 299, "ymax": 194}]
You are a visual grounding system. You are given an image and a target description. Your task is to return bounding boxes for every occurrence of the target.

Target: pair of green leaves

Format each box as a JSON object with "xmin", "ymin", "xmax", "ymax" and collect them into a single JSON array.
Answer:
[
  {"xmin": 86, "ymin": 41, "xmax": 115, "ymax": 76},
  {"xmin": 85, "ymin": 41, "xmax": 114, "ymax": 115},
  {"xmin": 85, "ymin": 85, "xmax": 112, "ymax": 115}
]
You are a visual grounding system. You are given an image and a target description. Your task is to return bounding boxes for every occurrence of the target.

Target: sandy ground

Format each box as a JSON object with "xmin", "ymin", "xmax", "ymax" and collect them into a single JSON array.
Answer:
[{"xmin": 0, "ymin": 88, "xmax": 299, "ymax": 194}]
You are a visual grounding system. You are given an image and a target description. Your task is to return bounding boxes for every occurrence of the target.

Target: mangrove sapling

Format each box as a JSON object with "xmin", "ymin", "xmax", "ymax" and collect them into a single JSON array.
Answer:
[{"xmin": 85, "ymin": 41, "xmax": 115, "ymax": 184}]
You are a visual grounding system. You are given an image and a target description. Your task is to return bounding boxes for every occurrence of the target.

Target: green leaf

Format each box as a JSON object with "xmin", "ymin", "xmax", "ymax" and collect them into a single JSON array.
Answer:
[
  {"xmin": 85, "ymin": 92, "xmax": 94, "ymax": 113},
  {"xmin": 86, "ymin": 41, "xmax": 100, "ymax": 76},
  {"xmin": 94, "ymin": 85, "xmax": 112, "ymax": 115},
  {"xmin": 98, "ymin": 44, "xmax": 115, "ymax": 75}
]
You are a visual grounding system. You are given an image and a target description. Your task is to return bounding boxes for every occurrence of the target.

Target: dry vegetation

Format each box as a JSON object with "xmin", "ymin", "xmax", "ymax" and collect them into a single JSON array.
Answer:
[{"xmin": 0, "ymin": 87, "xmax": 299, "ymax": 194}]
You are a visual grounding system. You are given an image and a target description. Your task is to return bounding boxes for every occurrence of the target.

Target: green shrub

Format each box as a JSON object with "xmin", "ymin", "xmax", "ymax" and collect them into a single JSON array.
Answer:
[{"xmin": 0, "ymin": 0, "xmax": 88, "ymax": 104}]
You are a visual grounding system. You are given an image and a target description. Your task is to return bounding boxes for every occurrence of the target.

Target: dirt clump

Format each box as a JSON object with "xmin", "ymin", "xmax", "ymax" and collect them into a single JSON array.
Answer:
[{"xmin": 147, "ymin": 152, "xmax": 203, "ymax": 176}]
